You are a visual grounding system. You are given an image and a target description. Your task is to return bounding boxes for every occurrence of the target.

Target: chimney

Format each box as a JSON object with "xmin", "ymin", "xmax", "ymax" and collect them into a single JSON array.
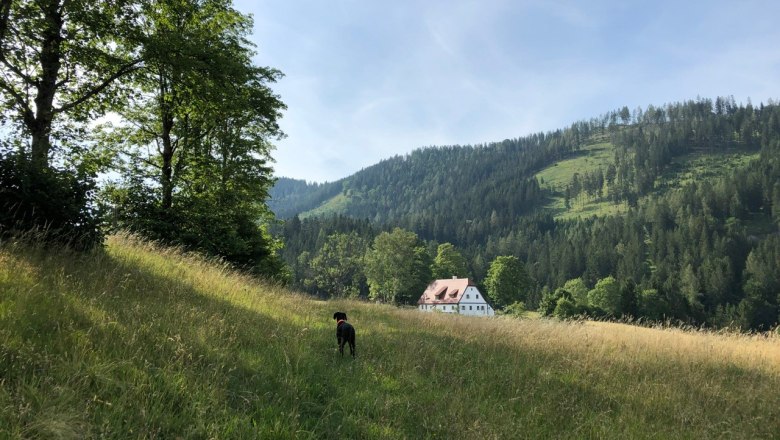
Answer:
[{"xmin": 452, "ymin": 276, "xmax": 458, "ymax": 279}]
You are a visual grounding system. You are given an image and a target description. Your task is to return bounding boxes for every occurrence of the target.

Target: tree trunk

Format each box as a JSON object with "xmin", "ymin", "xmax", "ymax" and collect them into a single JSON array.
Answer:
[
  {"xmin": 157, "ymin": 68, "xmax": 175, "ymax": 211},
  {"xmin": 29, "ymin": 0, "xmax": 64, "ymax": 170},
  {"xmin": 161, "ymin": 114, "xmax": 174, "ymax": 211}
]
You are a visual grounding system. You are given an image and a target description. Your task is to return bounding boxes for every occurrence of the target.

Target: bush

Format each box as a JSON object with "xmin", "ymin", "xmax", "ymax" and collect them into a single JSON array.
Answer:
[
  {"xmin": 553, "ymin": 297, "xmax": 578, "ymax": 319},
  {"xmin": 538, "ymin": 287, "xmax": 573, "ymax": 317},
  {"xmin": 502, "ymin": 301, "xmax": 526, "ymax": 318},
  {"xmin": 0, "ymin": 152, "xmax": 101, "ymax": 249}
]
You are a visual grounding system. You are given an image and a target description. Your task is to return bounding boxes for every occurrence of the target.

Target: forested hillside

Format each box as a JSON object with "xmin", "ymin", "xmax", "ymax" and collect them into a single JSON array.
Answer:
[
  {"xmin": 268, "ymin": 178, "xmax": 343, "ymax": 219},
  {"xmin": 273, "ymin": 97, "xmax": 780, "ymax": 330}
]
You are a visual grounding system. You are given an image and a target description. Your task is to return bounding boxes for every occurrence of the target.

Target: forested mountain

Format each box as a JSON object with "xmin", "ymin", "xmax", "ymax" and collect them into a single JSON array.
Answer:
[
  {"xmin": 271, "ymin": 127, "xmax": 572, "ymax": 224},
  {"xmin": 273, "ymin": 97, "xmax": 780, "ymax": 330}
]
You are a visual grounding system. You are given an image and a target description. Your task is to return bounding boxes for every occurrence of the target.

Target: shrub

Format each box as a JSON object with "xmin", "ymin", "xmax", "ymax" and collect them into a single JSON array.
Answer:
[
  {"xmin": 502, "ymin": 301, "xmax": 527, "ymax": 318},
  {"xmin": 553, "ymin": 297, "xmax": 578, "ymax": 319},
  {"xmin": 0, "ymin": 152, "xmax": 101, "ymax": 249}
]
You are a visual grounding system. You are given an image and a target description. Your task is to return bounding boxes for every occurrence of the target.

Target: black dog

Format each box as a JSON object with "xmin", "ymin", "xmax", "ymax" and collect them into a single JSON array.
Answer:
[{"xmin": 333, "ymin": 312, "xmax": 356, "ymax": 358}]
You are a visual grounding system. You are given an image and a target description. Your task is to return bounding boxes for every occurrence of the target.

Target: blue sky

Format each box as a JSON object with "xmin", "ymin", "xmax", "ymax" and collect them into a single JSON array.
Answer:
[{"xmin": 234, "ymin": 0, "xmax": 780, "ymax": 183}]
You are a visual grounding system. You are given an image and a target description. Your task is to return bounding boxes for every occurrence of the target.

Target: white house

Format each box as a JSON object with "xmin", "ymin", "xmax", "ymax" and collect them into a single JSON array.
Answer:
[{"xmin": 417, "ymin": 277, "xmax": 495, "ymax": 316}]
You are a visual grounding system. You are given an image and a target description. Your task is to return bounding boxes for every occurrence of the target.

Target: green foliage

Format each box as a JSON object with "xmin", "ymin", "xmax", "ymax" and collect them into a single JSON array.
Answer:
[
  {"xmin": 431, "ymin": 242, "xmax": 468, "ymax": 279},
  {"xmin": 0, "ymin": 0, "xmax": 140, "ymax": 247},
  {"xmin": 502, "ymin": 301, "xmax": 527, "ymax": 318},
  {"xmin": 0, "ymin": 0, "xmax": 288, "ymax": 272},
  {"xmin": 102, "ymin": 178, "xmax": 286, "ymax": 280},
  {"xmin": 98, "ymin": 0, "xmax": 287, "ymax": 277},
  {"xmin": 737, "ymin": 235, "xmax": 780, "ymax": 330},
  {"xmin": 278, "ymin": 215, "xmax": 376, "ymax": 294},
  {"xmin": 639, "ymin": 289, "xmax": 671, "ymax": 321},
  {"xmin": 273, "ymin": 135, "xmax": 548, "ymax": 237},
  {"xmin": 553, "ymin": 296, "xmax": 578, "ymax": 319},
  {"xmin": 268, "ymin": 178, "xmax": 344, "ymax": 219},
  {"xmin": 564, "ymin": 278, "xmax": 589, "ymax": 307},
  {"xmin": 619, "ymin": 279, "xmax": 639, "ymax": 318},
  {"xmin": 539, "ymin": 287, "xmax": 566, "ymax": 317},
  {"xmin": 485, "ymin": 255, "xmax": 531, "ymax": 308},
  {"xmin": 0, "ymin": 151, "xmax": 101, "ymax": 249},
  {"xmin": 737, "ymin": 296, "xmax": 778, "ymax": 331},
  {"xmin": 0, "ymin": 0, "xmax": 141, "ymax": 169},
  {"xmin": 307, "ymin": 232, "xmax": 368, "ymax": 298},
  {"xmin": 587, "ymin": 276, "xmax": 622, "ymax": 317},
  {"xmin": 364, "ymin": 228, "xmax": 431, "ymax": 304}
]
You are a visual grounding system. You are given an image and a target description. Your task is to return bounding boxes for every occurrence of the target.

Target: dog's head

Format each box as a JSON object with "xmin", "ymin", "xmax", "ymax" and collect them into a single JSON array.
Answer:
[{"xmin": 333, "ymin": 311, "xmax": 347, "ymax": 321}]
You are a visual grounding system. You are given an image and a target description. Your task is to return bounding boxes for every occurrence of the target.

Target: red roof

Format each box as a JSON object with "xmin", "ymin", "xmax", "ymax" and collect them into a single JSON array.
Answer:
[{"xmin": 418, "ymin": 278, "xmax": 475, "ymax": 305}]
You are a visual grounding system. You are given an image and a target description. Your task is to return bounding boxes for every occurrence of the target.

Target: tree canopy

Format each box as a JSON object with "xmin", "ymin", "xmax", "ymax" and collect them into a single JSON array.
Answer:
[
  {"xmin": 484, "ymin": 255, "xmax": 531, "ymax": 309},
  {"xmin": 432, "ymin": 243, "xmax": 468, "ymax": 280},
  {"xmin": 364, "ymin": 228, "xmax": 431, "ymax": 304}
]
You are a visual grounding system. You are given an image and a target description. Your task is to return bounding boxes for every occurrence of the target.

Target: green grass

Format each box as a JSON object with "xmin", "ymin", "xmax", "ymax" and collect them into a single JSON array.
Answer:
[
  {"xmin": 535, "ymin": 141, "xmax": 615, "ymax": 191},
  {"xmin": 300, "ymin": 192, "xmax": 350, "ymax": 219},
  {"xmin": 535, "ymin": 141, "xmax": 623, "ymax": 220},
  {"xmin": 655, "ymin": 151, "xmax": 760, "ymax": 190},
  {"xmin": 2, "ymin": 235, "xmax": 780, "ymax": 438}
]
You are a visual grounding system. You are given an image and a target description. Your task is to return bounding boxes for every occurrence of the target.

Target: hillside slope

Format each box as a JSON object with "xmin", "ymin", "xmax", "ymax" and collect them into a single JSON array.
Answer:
[
  {"xmin": 270, "ymin": 99, "xmax": 768, "ymax": 228},
  {"xmin": 1, "ymin": 236, "xmax": 779, "ymax": 438}
]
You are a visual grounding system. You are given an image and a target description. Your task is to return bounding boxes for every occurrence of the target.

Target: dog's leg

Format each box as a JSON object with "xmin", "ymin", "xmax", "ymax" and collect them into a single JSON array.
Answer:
[{"xmin": 350, "ymin": 341, "xmax": 356, "ymax": 358}]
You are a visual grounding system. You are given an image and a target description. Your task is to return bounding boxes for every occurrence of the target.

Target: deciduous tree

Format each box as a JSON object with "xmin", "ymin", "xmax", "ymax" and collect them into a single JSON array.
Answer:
[
  {"xmin": 309, "ymin": 232, "xmax": 368, "ymax": 298},
  {"xmin": 485, "ymin": 255, "xmax": 530, "ymax": 308},
  {"xmin": 101, "ymin": 0, "xmax": 286, "ymax": 276},
  {"xmin": 431, "ymin": 242, "xmax": 468, "ymax": 279},
  {"xmin": 364, "ymin": 228, "xmax": 431, "ymax": 304}
]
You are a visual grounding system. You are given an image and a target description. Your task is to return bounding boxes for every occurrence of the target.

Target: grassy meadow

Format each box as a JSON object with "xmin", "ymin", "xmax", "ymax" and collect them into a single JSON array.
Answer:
[
  {"xmin": 300, "ymin": 193, "xmax": 351, "ymax": 219},
  {"xmin": 1, "ymin": 235, "xmax": 779, "ymax": 439},
  {"xmin": 535, "ymin": 140, "xmax": 615, "ymax": 191},
  {"xmin": 535, "ymin": 140, "xmax": 627, "ymax": 220}
]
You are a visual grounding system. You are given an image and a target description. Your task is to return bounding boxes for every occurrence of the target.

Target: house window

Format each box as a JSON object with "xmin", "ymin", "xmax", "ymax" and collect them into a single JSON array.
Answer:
[
  {"xmin": 466, "ymin": 294, "xmax": 470, "ymax": 299},
  {"xmin": 469, "ymin": 305, "xmax": 473, "ymax": 310}
]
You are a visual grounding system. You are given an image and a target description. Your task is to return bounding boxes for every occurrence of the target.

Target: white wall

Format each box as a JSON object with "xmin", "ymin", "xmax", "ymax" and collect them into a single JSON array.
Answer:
[{"xmin": 457, "ymin": 286, "xmax": 494, "ymax": 316}]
